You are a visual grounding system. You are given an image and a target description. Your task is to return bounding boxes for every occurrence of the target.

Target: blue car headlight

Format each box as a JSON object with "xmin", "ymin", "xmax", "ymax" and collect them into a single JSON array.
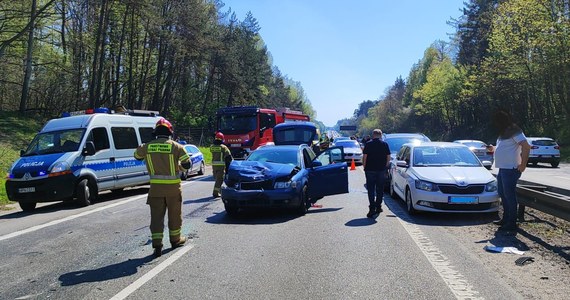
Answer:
[
  {"xmin": 485, "ymin": 180, "xmax": 498, "ymax": 192},
  {"xmin": 415, "ymin": 179, "xmax": 439, "ymax": 192}
]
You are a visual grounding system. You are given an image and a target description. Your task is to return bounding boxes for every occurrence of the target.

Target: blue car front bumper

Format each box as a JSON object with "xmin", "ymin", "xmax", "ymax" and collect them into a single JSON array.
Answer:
[{"xmin": 221, "ymin": 187, "xmax": 300, "ymax": 208}]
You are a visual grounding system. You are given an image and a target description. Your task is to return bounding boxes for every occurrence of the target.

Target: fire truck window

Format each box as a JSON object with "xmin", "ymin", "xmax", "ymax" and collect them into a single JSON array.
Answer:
[{"xmin": 259, "ymin": 113, "xmax": 275, "ymax": 130}]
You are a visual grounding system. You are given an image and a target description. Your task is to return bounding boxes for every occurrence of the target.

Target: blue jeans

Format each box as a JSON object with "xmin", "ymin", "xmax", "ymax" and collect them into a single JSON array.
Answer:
[
  {"xmin": 497, "ymin": 168, "xmax": 521, "ymax": 227},
  {"xmin": 365, "ymin": 170, "xmax": 387, "ymax": 209}
]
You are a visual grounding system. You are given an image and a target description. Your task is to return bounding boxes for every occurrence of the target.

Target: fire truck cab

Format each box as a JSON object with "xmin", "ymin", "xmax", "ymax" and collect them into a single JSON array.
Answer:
[{"xmin": 216, "ymin": 106, "xmax": 309, "ymax": 158}]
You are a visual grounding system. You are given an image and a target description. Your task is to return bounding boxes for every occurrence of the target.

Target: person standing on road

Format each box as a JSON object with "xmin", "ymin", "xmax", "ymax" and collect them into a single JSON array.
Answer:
[
  {"xmin": 134, "ymin": 118, "xmax": 191, "ymax": 257},
  {"xmin": 492, "ymin": 109, "xmax": 531, "ymax": 232},
  {"xmin": 210, "ymin": 132, "xmax": 233, "ymax": 198},
  {"xmin": 362, "ymin": 129, "xmax": 391, "ymax": 218}
]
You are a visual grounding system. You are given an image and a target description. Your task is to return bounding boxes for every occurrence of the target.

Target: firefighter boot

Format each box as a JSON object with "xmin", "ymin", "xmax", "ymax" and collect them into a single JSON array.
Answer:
[
  {"xmin": 171, "ymin": 236, "xmax": 187, "ymax": 249},
  {"xmin": 153, "ymin": 246, "xmax": 162, "ymax": 258}
]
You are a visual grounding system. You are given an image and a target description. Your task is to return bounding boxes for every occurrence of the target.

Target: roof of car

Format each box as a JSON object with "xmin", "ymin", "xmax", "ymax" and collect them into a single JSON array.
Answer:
[
  {"xmin": 255, "ymin": 144, "xmax": 306, "ymax": 151},
  {"xmin": 384, "ymin": 133, "xmax": 430, "ymax": 139},
  {"xmin": 408, "ymin": 141, "xmax": 468, "ymax": 148},
  {"xmin": 526, "ymin": 137, "xmax": 555, "ymax": 141},
  {"xmin": 453, "ymin": 139, "xmax": 485, "ymax": 143}
]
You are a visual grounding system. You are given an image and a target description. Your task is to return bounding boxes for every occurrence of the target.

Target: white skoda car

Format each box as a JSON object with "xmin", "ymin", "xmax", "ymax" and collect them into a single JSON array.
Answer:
[{"xmin": 390, "ymin": 142, "xmax": 499, "ymax": 214}]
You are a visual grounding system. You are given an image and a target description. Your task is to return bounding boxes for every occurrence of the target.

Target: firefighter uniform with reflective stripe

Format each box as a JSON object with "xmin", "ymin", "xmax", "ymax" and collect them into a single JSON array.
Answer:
[
  {"xmin": 210, "ymin": 142, "xmax": 232, "ymax": 197},
  {"xmin": 134, "ymin": 137, "xmax": 190, "ymax": 251}
]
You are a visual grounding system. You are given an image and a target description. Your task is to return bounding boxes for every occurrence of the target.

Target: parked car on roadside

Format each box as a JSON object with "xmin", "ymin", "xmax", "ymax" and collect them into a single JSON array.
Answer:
[
  {"xmin": 526, "ymin": 137, "xmax": 561, "ymax": 168},
  {"xmin": 332, "ymin": 139, "xmax": 363, "ymax": 164},
  {"xmin": 221, "ymin": 144, "xmax": 349, "ymax": 216},
  {"xmin": 452, "ymin": 140, "xmax": 494, "ymax": 169},
  {"xmin": 180, "ymin": 144, "xmax": 205, "ymax": 180},
  {"xmin": 390, "ymin": 142, "xmax": 499, "ymax": 214},
  {"xmin": 383, "ymin": 133, "xmax": 431, "ymax": 189}
]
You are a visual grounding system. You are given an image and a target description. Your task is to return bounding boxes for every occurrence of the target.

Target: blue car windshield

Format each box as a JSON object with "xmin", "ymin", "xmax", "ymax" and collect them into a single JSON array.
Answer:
[
  {"xmin": 247, "ymin": 148, "xmax": 300, "ymax": 167},
  {"xmin": 413, "ymin": 146, "xmax": 481, "ymax": 167}
]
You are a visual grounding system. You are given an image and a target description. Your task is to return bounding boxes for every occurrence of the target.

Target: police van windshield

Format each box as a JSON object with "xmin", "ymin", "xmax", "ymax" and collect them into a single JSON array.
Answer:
[
  {"xmin": 22, "ymin": 129, "xmax": 86, "ymax": 156},
  {"xmin": 218, "ymin": 114, "xmax": 257, "ymax": 134}
]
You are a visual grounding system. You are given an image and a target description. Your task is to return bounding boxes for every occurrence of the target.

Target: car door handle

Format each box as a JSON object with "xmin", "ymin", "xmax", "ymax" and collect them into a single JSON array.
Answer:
[{"xmin": 110, "ymin": 157, "xmax": 115, "ymax": 162}]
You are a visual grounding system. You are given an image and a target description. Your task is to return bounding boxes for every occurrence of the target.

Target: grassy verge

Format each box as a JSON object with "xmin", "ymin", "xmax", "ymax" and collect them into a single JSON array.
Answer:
[
  {"xmin": 0, "ymin": 111, "xmax": 45, "ymax": 206},
  {"xmin": 198, "ymin": 146, "xmax": 212, "ymax": 165}
]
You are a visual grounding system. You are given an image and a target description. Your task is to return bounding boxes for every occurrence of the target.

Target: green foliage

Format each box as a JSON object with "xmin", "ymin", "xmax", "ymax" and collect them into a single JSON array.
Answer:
[
  {"xmin": 0, "ymin": 111, "xmax": 45, "ymax": 205},
  {"xmin": 0, "ymin": 0, "xmax": 315, "ymax": 130}
]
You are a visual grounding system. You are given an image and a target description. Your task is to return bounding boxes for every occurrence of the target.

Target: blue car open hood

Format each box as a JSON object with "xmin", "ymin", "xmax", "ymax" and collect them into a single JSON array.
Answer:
[{"xmin": 227, "ymin": 161, "xmax": 297, "ymax": 182}]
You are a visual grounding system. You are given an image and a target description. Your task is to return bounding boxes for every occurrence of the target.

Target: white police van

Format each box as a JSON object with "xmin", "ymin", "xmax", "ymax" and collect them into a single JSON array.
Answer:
[{"xmin": 6, "ymin": 108, "xmax": 161, "ymax": 211}]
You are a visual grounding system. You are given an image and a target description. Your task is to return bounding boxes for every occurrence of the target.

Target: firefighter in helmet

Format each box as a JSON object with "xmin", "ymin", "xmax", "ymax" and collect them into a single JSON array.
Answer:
[
  {"xmin": 210, "ymin": 132, "xmax": 232, "ymax": 198},
  {"xmin": 134, "ymin": 118, "xmax": 191, "ymax": 258}
]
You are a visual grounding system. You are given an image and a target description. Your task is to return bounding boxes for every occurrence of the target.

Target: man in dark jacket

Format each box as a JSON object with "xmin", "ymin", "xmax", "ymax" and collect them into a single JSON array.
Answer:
[{"xmin": 362, "ymin": 129, "xmax": 391, "ymax": 218}]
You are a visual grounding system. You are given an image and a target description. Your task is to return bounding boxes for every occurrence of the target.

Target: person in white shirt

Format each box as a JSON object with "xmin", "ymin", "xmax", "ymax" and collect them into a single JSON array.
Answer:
[{"xmin": 492, "ymin": 109, "xmax": 530, "ymax": 233}]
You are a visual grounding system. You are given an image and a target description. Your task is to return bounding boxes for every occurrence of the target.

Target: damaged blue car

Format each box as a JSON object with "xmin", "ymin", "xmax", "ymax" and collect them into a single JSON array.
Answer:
[{"xmin": 221, "ymin": 144, "xmax": 349, "ymax": 216}]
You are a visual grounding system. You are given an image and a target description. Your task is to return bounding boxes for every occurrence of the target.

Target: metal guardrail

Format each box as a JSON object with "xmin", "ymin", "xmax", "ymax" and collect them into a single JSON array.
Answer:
[{"xmin": 517, "ymin": 184, "xmax": 570, "ymax": 222}]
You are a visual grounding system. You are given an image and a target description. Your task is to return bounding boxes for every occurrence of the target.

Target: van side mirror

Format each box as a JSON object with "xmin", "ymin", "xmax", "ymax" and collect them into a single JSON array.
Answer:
[{"xmin": 82, "ymin": 142, "xmax": 96, "ymax": 156}]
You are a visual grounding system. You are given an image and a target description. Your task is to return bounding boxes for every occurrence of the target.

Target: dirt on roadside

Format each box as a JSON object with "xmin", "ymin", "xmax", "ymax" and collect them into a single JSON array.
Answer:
[{"xmin": 448, "ymin": 207, "xmax": 570, "ymax": 300}]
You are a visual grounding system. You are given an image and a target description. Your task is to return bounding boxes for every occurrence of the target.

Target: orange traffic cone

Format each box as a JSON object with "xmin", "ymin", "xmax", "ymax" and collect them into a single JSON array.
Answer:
[{"xmin": 350, "ymin": 158, "xmax": 356, "ymax": 171}]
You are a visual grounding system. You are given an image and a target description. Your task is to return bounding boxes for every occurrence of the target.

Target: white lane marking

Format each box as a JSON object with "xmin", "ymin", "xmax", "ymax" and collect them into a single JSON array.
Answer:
[
  {"xmin": 0, "ymin": 182, "xmax": 194, "ymax": 242},
  {"xmin": 109, "ymin": 244, "xmax": 194, "ymax": 300},
  {"xmin": 0, "ymin": 194, "xmax": 146, "ymax": 242},
  {"xmin": 396, "ymin": 217, "xmax": 483, "ymax": 300}
]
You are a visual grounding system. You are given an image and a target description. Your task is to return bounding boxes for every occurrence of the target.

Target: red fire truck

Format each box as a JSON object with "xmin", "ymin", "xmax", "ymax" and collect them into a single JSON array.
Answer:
[{"xmin": 216, "ymin": 106, "xmax": 310, "ymax": 158}]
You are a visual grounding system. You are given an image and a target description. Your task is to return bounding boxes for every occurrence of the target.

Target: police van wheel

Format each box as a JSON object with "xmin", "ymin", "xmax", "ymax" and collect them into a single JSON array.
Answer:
[
  {"xmin": 76, "ymin": 179, "xmax": 94, "ymax": 207},
  {"xmin": 19, "ymin": 202, "xmax": 36, "ymax": 212},
  {"xmin": 198, "ymin": 162, "xmax": 205, "ymax": 175}
]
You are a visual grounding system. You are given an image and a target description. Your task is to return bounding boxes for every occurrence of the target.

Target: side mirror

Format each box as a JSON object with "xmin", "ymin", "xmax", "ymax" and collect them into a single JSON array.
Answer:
[
  {"xmin": 82, "ymin": 141, "xmax": 96, "ymax": 156},
  {"xmin": 396, "ymin": 160, "xmax": 408, "ymax": 168},
  {"xmin": 311, "ymin": 160, "xmax": 323, "ymax": 168},
  {"xmin": 20, "ymin": 150, "xmax": 25, "ymax": 157},
  {"xmin": 481, "ymin": 160, "xmax": 492, "ymax": 169}
]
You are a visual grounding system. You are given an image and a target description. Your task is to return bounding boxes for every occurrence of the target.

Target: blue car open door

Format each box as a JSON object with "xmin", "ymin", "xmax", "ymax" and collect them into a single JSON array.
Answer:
[{"xmin": 307, "ymin": 147, "xmax": 349, "ymax": 199}]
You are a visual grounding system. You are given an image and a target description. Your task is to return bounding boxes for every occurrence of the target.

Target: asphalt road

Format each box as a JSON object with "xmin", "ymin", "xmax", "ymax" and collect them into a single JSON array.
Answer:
[{"xmin": 1, "ymin": 164, "xmax": 567, "ymax": 299}]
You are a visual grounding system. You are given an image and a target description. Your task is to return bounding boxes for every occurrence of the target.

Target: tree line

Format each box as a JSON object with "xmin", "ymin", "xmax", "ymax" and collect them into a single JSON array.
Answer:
[
  {"xmin": 0, "ymin": 0, "xmax": 315, "ymax": 130},
  {"xmin": 343, "ymin": 0, "xmax": 570, "ymax": 145}
]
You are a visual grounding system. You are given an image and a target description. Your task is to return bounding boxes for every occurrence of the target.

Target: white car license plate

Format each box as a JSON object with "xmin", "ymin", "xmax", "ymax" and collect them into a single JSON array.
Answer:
[
  {"xmin": 18, "ymin": 187, "xmax": 35, "ymax": 193},
  {"xmin": 448, "ymin": 196, "xmax": 478, "ymax": 204}
]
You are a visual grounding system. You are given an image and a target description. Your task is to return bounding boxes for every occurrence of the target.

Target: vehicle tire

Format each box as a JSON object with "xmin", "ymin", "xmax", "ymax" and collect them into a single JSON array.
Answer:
[
  {"xmin": 405, "ymin": 188, "xmax": 417, "ymax": 215},
  {"xmin": 19, "ymin": 202, "xmax": 36, "ymax": 212},
  {"xmin": 297, "ymin": 185, "xmax": 308, "ymax": 216},
  {"xmin": 198, "ymin": 161, "xmax": 205, "ymax": 175},
  {"xmin": 224, "ymin": 204, "xmax": 238, "ymax": 216},
  {"xmin": 551, "ymin": 161, "xmax": 559, "ymax": 168},
  {"xmin": 76, "ymin": 178, "xmax": 94, "ymax": 207},
  {"xmin": 390, "ymin": 182, "xmax": 399, "ymax": 200}
]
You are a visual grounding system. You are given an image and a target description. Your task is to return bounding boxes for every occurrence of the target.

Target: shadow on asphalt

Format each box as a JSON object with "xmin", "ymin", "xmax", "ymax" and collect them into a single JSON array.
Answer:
[
  {"xmin": 0, "ymin": 187, "xmax": 149, "ymax": 220},
  {"xmin": 384, "ymin": 194, "xmax": 499, "ymax": 227},
  {"xmin": 59, "ymin": 255, "xmax": 155, "ymax": 286},
  {"xmin": 205, "ymin": 209, "xmax": 302, "ymax": 225},
  {"xmin": 183, "ymin": 196, "xmax": 214, "ymax": 205},
  {"xmin": 345, "ymin": 217, "xmax": 377, "ymax": 227}
]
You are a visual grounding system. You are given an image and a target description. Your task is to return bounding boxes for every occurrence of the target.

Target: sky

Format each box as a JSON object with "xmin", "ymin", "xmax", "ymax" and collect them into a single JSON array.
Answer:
[{"xmin": 222, "ymin": 0, "xmax": 467, "ymax": 127}]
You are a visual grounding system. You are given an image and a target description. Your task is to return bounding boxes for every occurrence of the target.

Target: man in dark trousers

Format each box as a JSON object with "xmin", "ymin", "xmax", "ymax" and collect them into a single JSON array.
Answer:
[{"xmin": 362, "ymin": 129, "xmax": 391, "ymax": 218}]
